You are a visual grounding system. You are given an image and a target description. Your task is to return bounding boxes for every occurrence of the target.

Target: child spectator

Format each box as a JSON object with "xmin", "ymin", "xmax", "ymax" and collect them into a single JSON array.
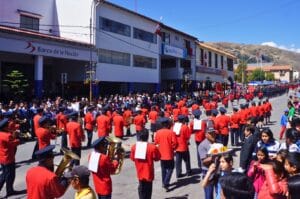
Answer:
[
  {"xmin": 258, "ymin": 160, "xmax": 288, "ymax": 199},
  {"xmin": 202, "ymin": 154, "xmax": 233, "ymax": 199},
  {"xmin": 279, "ymin": 110, "xmax": 289, "ymax": 140},
  {"xmin": 247, "ymin": 147, "xmax": 270, "ymax": 198},
  {"xmin": 254, "ymin": 128, "xmax": 280, "ymax": 159}
]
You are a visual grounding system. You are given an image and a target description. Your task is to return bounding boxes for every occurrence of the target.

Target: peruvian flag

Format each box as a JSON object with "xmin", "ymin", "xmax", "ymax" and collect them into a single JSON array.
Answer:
[{"xmin": 154, "ymin": 23, "xmax": 162, "ymax": 37}]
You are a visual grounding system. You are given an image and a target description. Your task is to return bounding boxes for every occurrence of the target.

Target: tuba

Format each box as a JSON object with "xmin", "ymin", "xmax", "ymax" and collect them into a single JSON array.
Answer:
[
  {"xmin": 105, "ymin": 136, "xmax": 125, "ymax": 175},
  {"xmin": 55, "ymin": 147, "xmax": 80, "ymax": 177}
]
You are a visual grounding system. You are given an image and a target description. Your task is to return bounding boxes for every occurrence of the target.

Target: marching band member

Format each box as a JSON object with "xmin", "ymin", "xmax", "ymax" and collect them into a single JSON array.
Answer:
[
  {"xmin": 84, "ymin": 106, "xmax": 95, "ymax": 148},
  {"xmin": 123, "ymin": 107, "xmax": 132, "ymax": 136},
  {"xmin": 26, "ymin": 145, "xmax": 68, "ymax": 199},
  {"xmin": 154, "ymin": 117, "xmax": 177, "ymax": 191},
  {"xmin": 36, "ymin": 116, "xmax": 56, "ymax": 150},
  {"xmin": 31, "ymin": 107, "xmax": 44, "ymax": 159},
  {"xmin": 190, "ymin": 109, "xmax": 207, "ymax": 169},
  {"xmin": 134, "ymin": 110, "xmax": 146, "ymax": 141},
  {"xmin": 96, "ymin": 109, "xmax": 110, "ymax": 137},
  {"xmin": 56, "ymin": 106, "xmax": 68, "ymax": 149},
  {"xmin": 0, "ymin": 118, "xmax": 21, "ymax": 197},
  {"xmin": 112, "ymin": 109, "xmax": 124, "ymax": 139},
  {"xmin": 130, "ymin": 129, "xmax": 160, "ymax": 199},
  {"xmin": 88, "ymin": 137, "xmax": 120, "ymax": 199},
  {"xmin": 215, "ymin": 107, "xmax": 230, "ymax": 146},
  {"xmin": 66, "ymin": 111, "xmax": 85, "ymax": 166},
  {"xmin": 174, "ymin": 115, "xmax": 192, "ymax": 178},
  {"xmin": 148, "ymin": 106, "xmax": 158, "ymax": 142}
]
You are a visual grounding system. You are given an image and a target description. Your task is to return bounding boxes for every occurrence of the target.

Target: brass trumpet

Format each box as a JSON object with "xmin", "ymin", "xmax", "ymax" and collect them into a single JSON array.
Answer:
[
  {"xmin": 55, "ymin": 147, "xmax": 80, "ymax": 177},
  {"xmin": 105, "ymin": 136, "xmax": 125, "ymax": 175}
]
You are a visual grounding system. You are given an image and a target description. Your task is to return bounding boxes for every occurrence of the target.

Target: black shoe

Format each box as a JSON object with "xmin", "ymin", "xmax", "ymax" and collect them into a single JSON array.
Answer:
[
  {"xmin": 163, "ymin": 185, "xmax": 169, "ymax": 192},
  {"xmin": 187, "ymin": 171, "xmax": 193, "ymax": 176},
  {"xmin": 177, "ymin": 174, "xmax": 185, "ymax": 178},
  {"xmin": 6, "ymin": 190, "xmax": 25, "ymax": 197}
]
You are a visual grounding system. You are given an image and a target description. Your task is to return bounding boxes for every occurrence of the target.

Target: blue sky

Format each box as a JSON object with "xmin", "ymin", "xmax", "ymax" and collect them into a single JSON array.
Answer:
[{"xmin": 108, "ymin": 0, "xmax": 300, "ymax": 53}]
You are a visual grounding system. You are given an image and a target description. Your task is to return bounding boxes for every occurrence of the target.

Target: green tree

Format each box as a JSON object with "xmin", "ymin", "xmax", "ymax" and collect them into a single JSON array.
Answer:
[
  {"xmin": 234, "ymin": 60, "xmax": 247, "ymax": 83},
  {"xmin": 248, "ymin": 69, "xmax": 265, "ymax": 82},
  {"xmin": 265, "ymin": 72, "xmax": 275, "ymax": 81},
  {"xmin": 3, "ymin": 70, "xmax": 29, "ymax": 98}
]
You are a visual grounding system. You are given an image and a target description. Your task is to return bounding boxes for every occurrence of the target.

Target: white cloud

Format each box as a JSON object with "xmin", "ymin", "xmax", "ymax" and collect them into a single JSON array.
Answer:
[{"xmin": 261, "ymin": 41, "xmax": 300, "ymax": 54}]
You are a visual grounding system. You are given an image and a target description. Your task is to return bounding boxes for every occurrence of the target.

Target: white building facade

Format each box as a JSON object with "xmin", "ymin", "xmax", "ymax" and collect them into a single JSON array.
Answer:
[
  {"xmin": 160, "ymin": 25, "xmax": 197, "ymax": 92},
  {"xmin": 0, "ymin": 0, "xmax": 97, "ymax": 98},
  {"xmin": 95, "ymin": 2, "xmax": 161, "ymax": 93},
  {"xmin": 195, "ymin": 42, "xmax": 235, "ymax": 86},
  {"xmin": 0, "ymin": 0, "xmax": 236, "ymax": 98}
]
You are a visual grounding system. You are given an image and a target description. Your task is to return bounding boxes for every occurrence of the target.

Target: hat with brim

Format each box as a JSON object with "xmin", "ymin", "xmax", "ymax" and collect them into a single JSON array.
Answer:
[
  {"xmin": 64, "ymin": 165, "xmax": 90, "ymax": 179},
  {"xmin": 178, "ymin": 115, "xmax": 186, "ymax": 121},
  {"xmin": 91, "ymin": 136, "xmax": 108, "ymax": 148},
  {"xmin": 219, "ymin": 107, "xmax": 227, "ymax": 113},
  {"xmin": 206, "ymin": 127, "xmax": 216, "ymax": 134},
  {"xmin": 192, "ymin": 110, "xmax": 202, "ymax": 117},
  {"xmin": 157, "ymin": 117, "xmax": 170, "ymax": 124},
  {"xmin": 211, "ymin": 109, "xmax": 218, "ymax": 115},
  {"xmin": 35, "ymin": 145, "xmax": 55, "ymax": 160}
]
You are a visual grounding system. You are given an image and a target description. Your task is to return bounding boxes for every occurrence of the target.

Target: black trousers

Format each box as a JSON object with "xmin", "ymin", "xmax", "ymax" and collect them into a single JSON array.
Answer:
[
  {"xmin": 71, "ymin": 147, "xmax": 81, "ymax": 166},
  {"xmin": 86, "ymin": 130, "xmax": 93, "ymax": 147},
  {"xmin": 160, "ymin": 160, "xmax": 174, "ymax": 187},
  {"xmin": 195, "ymin": 141, "xmax": 201, "ymax": 168},
  {"xmin": 98, "ymin": 194, "xmax": 111, "ymax": 199},
  {"xmin": 217, "ymin": 134, "xmax": 229, "ymax": 146},
  {"xmin": 138, "ymin": 180, "xmax": 152, "ymax": 199},
  {"xmin": 239, "ymin": 124, "xmax": 246, "ymax": 143},
  {"xmin": 230, "ymin": 128, "xmax": 239, "ymax": 146},
  {"xmin": 0, "ymin": 163, "xmax": 15, "ymax": 194},
  {"xmin": 175, "ymin": 151, "xmax": 191, "ymax": 177},
  {"xmin": 61, "ymin": 132, "xmax": 68, "ymax": 149}
]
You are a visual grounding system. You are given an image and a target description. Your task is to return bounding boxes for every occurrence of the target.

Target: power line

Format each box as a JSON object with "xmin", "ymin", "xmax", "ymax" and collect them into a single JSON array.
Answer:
[
  {"xmin": 0, "ymin": 21, "xmax": 89, "ymax": 29},
  {"xmin": 1, "ymin": 22, "xmax": 196, "ymax": 58}
]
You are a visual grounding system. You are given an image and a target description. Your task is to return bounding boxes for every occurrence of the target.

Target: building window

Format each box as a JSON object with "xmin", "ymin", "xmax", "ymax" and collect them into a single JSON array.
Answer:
[
  {"xmin": 180, "ymin": 59, "xmax": 191, "ymax": 68},
  {"xmin": 221, "ymin": 56, "xmax": 224, "ymax": 69},
  {"xmin": 99, "ymin": 17, "xmax": 131, "ymax": 37},
  {"xmin": 133, "ymin": 28, "xmax": 157, "ymax": 43},
  {"xmin": 215, "ymin": 53, "xmax": 218, "ymax": 68},
  {"xmin": 133, "ymin": 55, "xmax": 157, "ymax": 69},
  {"xmin": 208, "ymin": 52, "xmax": 212, "ymax": 67},
  {"xmin": 200, "ymin": 48, "xmax": 204, "ymax": 65},
  {"xmin": 98, "ymin": 49, "xmax": 130, "ymax": 66},
  {"xmin": 280, "ymin": 71, "xmax": 286, "ymax": 76},
  {"xmin": 161, "ymin": 58, "xmax": 176, "ymax": 68},
  {"xmin": 20, "ymin": 15, "xmax": 39, "ymax": 31},
  {"xmin": 227, "ymin": 58, "xmax": 233, "ymax": 71},
  {"xmin": 162, "ymin": 32, "xmax": 170, "ymax": 44}
]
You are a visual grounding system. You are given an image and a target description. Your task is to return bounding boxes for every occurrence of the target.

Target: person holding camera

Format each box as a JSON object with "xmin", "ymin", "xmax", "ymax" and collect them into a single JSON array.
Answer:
[
  {"xmin": 201, "ymin": 154, "xmax": 234, "ymax": 199},
  {"xmin": 198, "ymin": 128, "xmax": 217, "ymax": 199}
]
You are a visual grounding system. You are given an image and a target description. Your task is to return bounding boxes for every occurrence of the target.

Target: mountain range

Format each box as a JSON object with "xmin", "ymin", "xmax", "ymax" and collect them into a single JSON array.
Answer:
[{"xmin": 208, "ymin": 42, "xmax": 300, "ymax": 71}]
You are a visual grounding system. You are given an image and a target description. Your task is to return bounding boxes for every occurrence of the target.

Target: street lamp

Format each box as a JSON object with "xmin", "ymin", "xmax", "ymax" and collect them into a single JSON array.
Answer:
[
  {"xmin": 88, "ymin": 0, "xmax": 103, "ymax": 102},
  {"xmin": 240, "ymin": 55, "xmax": 256, "ymax": 86}
]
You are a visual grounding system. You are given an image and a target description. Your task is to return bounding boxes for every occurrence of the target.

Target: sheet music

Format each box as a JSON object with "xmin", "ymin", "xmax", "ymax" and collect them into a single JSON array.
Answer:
[
  {"xmin": 173, "ymin": 122, "xmax": 182, "ymax": 135},
  {"xmin": 88, "ymin": 151, "xmax": 101, "ymax": 173},
  {"xmin": 135, "ymin": 142, "xmax": 147, "ymax": 159},
  {"xmin": 193, "ymin": 119, "xmax": 202, "ymax": 130}
]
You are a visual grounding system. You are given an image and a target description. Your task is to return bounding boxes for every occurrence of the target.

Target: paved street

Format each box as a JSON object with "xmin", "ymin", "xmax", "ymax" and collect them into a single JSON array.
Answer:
[{"xmin": 1, "ymin": 93, "xmax": 289, "ymax": 199}]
